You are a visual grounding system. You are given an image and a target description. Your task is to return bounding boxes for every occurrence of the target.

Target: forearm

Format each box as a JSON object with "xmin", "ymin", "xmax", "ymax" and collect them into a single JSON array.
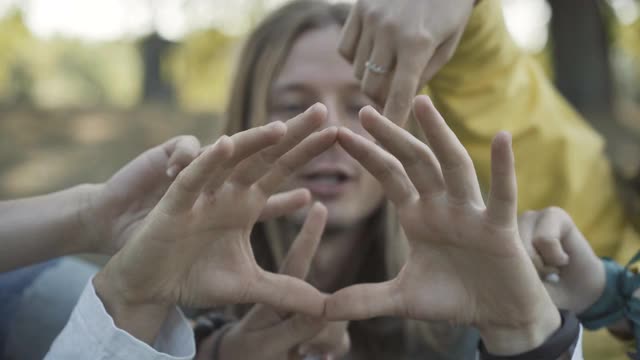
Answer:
[{"xmin": 0, "ymin": 184, "xmax": 99, "ymax": 272}]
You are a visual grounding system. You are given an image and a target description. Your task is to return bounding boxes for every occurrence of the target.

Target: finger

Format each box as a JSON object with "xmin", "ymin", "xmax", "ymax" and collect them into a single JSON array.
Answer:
[
  {"xmin": 518, "ymin": 211, "xmax": 552, "ymax": 277},
  {"xmin": 486, "ymin": 131, "xmax": 518, "ymax": 227},
  {"xmin": 262, "ymin": 314, "xmax": 326, "ymax": 354},
  {"xmin": 162, "ymin": 136, "xmax": 234, "ymax": 212},
  {"xmin": 250, "ymin": 270, "xmax": 327, "ymax": 317},
  {"xmin": 413, "ymin": 95, "xmax": 484, "ymax": 204},
  {"xmin": 419, "ymin": 30, "xmax": 464, "ymax": 85},
  {"xmin": 337, "ymin": 4, "xmax": 362, "ymax": 61},
  {"xmin": 532, "ymin": 208, "xmax": 571, "ymax": 267},
  {"xmin": 298, "ymin": 322, "xmax": 350, "ymax": 358},
  {"xmin": 383, "ymin": 54, "xmax": 429, "ymax": 126},
  {"xmin": 359, "ymin": 106, "xmax": 445, "ymax": 197},
  {"xmin": 361, "ymin": 28, "xmax": 394, "ymax": 104},
  {"xmin": 325, "ymin": 281, "xmax": 401, "ymax": 320},
  {"xmin": 337, "ymin": 127, "xmax": 416, "ymax": 206},
  {"xmin": 230, "ymin": 104, "xmax": 327, "ymax": 187},
  {"xmin": 352, "ymin": 23, "xmax": 374, "ymax": 80},
  {"xmin": 279, "ymin": 203, "xmax": 327, "ymax": 279},
  {"xmin": 259, "ymin": 189, "xmax": 312, "ymax": 222},
  {"xmin": 202, "ymin": 122, "xmax": 287, "ymax": 193},
  {"xmin": 256, "ymin": 127, "xmax": 338, "ymax": 195},
  {"xmin": 163, "ymin": 135, "xmax": 201, "ymax": 178}
]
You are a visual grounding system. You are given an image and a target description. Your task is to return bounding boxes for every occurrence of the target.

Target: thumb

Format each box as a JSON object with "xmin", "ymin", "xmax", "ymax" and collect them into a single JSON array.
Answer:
[
  {"xmin": 164, "ymin": 135, "xmax": 201, "ymax": 178},
  {"xmin": 325, "ymin": 280, "xmax": 401, "ymax": 321},
  {"xmin": 298, "ymin": 321, "xmax": 350, "ymax": 359}
]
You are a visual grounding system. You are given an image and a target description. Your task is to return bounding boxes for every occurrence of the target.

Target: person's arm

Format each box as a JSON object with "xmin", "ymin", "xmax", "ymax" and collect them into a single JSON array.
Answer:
[
  {"xmin": 428, "ymin": 0, "xmax": 638, "ymax": 261},
  {"xmin": 0, "ymin": 136, "xmax": 312, "ymax": 273},
  {"xmin": 0, "ymin": 185, "xmax": 97, "ymax": 272},
  {"xmin": 0, "ymin": 135, "xmax": 202, "ymax": 272}
]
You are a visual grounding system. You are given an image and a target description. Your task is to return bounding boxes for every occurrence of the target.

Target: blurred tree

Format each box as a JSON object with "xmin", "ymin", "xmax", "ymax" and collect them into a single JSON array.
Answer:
[
  {"xmin": 549, "ymin": 0, "xmax": 614, "ymax": 122},
  {"xmin": 0, "ymin": 12, "xmax": 32, "ymax": 105},
  {"xmin": 165, "ymin": 28, "xmax": 235, "ymax": 113},
  {"xmin": 141, "ymin": 33, "xmax": 175, "ymax": 103}
]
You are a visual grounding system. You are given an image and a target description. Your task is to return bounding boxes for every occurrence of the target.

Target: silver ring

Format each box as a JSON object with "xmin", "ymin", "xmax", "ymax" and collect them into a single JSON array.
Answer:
[{"xmin": 365, "ymin": 60, "xmax": 389, "ymax": 75}]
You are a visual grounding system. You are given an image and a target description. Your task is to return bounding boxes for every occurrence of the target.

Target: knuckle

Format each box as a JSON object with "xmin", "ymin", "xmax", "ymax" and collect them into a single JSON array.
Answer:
[
  {"xmin": 520, "ymin": 210, "xmax": 537, "ymax": 220},
  {"xmin": 364, "ymin": 8, "xmax": 384, "ymax": 24},
  {"xmin": 546, "ymin": 206, "xmax": 563, "ymax": 215},
  {"xmin": 400, "ymin": 29, "xmax": 433, "ymax": 48},
  {"xmin": 289, "ymin": 316, "xmax": 320, "ymax": 336},
  {"xmin": 378, "ymin": 18, "xmax": 395, "ymax": 33}
]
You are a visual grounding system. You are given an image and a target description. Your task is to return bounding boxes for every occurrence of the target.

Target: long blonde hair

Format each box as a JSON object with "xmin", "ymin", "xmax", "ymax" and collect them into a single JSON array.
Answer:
[{"xmin": 223, "ymin": 1, "xmax": 477, "ymax": 358}]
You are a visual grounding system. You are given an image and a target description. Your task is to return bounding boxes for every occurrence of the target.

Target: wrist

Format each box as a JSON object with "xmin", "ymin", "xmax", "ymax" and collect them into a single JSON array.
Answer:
[
  {"xmin": 479, "ymin": 297, "xmax": 561, "ymax": 355},
  {"xmin": 94, "ymin": 267, "xmax": 171, "ymax": 344},
  {"xmin": 76, "ymin": 183, "xmax": 107, "ymax": 254},
  {"xmin": 579, "ymin": 255, "xmax": 607, "ymax": 313},
  {"xmin": 479, "ymin": 310, "xmax": 580, "ymax": 360}
]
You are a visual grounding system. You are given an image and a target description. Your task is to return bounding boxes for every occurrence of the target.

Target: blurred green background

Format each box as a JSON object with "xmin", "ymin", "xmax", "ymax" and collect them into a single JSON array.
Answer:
[{"xmin": 1, "ymin": 0, "xmax": 640, "ymax": 200}]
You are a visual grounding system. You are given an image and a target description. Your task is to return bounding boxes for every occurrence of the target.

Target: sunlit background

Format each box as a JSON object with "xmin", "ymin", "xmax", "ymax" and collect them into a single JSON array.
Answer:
[{"xmin": 1, "ymin": 0, "xmax": 640, "ymax": 199}]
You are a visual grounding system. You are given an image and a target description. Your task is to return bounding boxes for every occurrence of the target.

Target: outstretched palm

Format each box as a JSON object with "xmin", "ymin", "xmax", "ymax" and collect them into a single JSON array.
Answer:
[
  {"xmin": 327, "ymin": 96, "xmax": 557, "ymax": 336},
  {"xmin": 103, "ymin": 104, "xmax": 336, "ymax": 316}
]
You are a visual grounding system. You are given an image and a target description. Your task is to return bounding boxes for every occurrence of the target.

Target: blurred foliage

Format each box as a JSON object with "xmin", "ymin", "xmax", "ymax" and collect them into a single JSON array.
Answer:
[
  {"xmin": 0, "ymin": 1, "xmax": 636, "ymax": 117},
  {"xmin": 0, "ymin": 12, "xmax": 141, "ymax": 108},
  {"xmin": 0, "ymin": 106, "xmax": 221, "ymax": 198},
  {"xmin": 165, "ymin": 29, "xmax": 236, "ymax": 112},
  {"xmin": 0, "ymin": 11, "xmax": 239, "ymax": 113},
  {"xmin": 0, "ymin": 0, "xmax": 639, "ymax": 201},
  {"xmin": 612, "ymin": 17, "xmax": 640, "ymax": 104}
]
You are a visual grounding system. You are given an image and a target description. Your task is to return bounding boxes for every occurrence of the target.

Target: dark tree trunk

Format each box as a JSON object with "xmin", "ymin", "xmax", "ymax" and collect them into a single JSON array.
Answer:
[
  {"xmin": 549, "ymin": 0, "xmax": 613, "ymax": 124},
  {"xmin": 141, "ymin": 33, "xmax": 174, "ymax": 103}
]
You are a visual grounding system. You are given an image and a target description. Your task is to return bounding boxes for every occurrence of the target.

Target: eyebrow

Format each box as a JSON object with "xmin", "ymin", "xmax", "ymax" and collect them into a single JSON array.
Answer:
[
  {"xmin": 271, "ymin": 83, "xmax": 309, "ymax": 94},
  {"xmin": 272, "ymin": 82, "xmax": 363, "ymax": 94}
]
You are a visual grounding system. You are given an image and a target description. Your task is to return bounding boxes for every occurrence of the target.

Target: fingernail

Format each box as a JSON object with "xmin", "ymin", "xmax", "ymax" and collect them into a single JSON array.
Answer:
[
  {"xmin": 166, "ymin": 165, "xmax": 179, "ymax": 178},
  {"xmin": 544, "ymin": 273, "xmax": 560, "ymax": 283},
  {"xmin": 307, "ymin": 103, "xmax": 321, "ymax": 113}
]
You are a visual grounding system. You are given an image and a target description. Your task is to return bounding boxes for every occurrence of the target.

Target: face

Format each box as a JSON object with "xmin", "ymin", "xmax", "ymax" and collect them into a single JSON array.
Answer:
[{"xmin": 268, "ymin": 25, "xmax": 385, "ymax": 232}]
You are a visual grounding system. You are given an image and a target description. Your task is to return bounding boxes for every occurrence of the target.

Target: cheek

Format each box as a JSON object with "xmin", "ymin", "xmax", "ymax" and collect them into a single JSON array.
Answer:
[{"xmin": 357, "ymin": 172, "xmax": 385, "ymax": 209}]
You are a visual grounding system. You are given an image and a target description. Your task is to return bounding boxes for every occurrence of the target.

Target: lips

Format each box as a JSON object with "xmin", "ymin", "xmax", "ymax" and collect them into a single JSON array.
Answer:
[{"xmin": 297, "ymin": 164, "xmax": 354, "ymax": 198}]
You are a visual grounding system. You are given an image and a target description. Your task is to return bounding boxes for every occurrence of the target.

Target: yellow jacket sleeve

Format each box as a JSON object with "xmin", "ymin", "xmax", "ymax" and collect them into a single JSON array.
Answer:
[
  {"xmin": 428, "ymin": 0, "xmax": 638, "ymax": 260},
  {"xmin": 426, "ymin": 1, "xmax": 640, "ymax": 357}
]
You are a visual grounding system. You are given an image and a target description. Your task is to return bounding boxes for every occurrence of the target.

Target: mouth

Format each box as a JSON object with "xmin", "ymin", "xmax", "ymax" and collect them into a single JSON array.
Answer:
[{"xmin": 297, "ymin": 166, "xmax": 354, "ymax": 198}]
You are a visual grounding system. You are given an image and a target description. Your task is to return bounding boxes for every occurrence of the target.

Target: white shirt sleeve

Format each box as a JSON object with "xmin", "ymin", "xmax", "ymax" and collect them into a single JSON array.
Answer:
[
  {"xmin": 570, "ymin": 326, "xmax": 584, "ymax": 360},
  {"xmin": 45, "ymin": 277, "xmax": 196, "ymax": 360}
]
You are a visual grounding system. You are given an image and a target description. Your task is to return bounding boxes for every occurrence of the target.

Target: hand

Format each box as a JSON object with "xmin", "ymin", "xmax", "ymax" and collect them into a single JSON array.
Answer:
[
  {"xmin": 213, "ymin": 204, "xmax": 349, "ymax": 360},
  {"xmin": 327, "ymin": 95, "xmax": 560, "ymax": 355},
  {"xmin": 518, "ymin": 207, "xmax": 606, "ymax": 314},
  {"xmin": 84, "ymin": 136, "xmax": 313, "ymax": 255},
  {"xmin": 339, "ymin": 0, "xmax": 474, "ymax": 125},
  {"xmin": 94, "ymin": 104, "xmax": 338, "ymax": 342}
]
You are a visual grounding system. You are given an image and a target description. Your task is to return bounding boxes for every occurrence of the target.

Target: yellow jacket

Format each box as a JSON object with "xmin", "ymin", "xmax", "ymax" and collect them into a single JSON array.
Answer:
[{"xmin": 428, "ymin": 0, "xmax": 640, "ymax": 358}]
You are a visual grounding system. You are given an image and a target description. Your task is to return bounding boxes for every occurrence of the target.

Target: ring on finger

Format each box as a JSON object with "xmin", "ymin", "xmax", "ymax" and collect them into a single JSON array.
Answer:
[{"xmin": 365, "ymin": 60, "xmax": 389, "ymax": 75}]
